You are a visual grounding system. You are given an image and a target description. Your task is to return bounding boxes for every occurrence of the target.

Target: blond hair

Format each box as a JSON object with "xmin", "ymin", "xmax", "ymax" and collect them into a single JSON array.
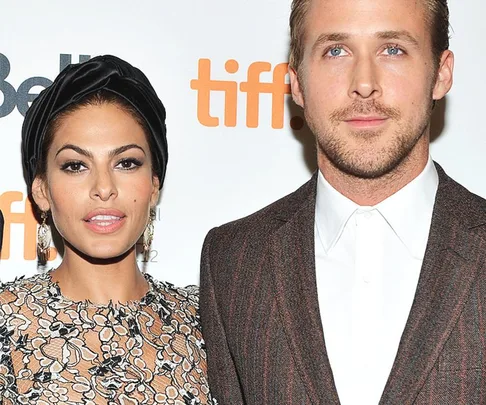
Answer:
[{"xmin": 289, "ymin": 0, "xmax": 449, "ymax": 71}]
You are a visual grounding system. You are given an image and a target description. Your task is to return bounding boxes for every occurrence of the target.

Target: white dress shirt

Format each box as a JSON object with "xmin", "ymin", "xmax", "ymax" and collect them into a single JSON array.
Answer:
[{"xmin": 315, "ymin": 158, "xmax": 439, "ymax": 405}]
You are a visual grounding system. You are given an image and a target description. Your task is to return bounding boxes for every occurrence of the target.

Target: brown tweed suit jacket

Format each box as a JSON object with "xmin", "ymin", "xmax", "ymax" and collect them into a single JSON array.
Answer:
[{"xmin": 200, "ymin": 164, "xmax": 486, "ymax": 405}]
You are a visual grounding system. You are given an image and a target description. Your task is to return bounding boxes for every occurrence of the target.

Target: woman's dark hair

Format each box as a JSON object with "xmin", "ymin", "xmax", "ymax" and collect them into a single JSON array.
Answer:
[
  {"xmin": 22, "ymin": 55, "xmax": 168, "ymax": 194},
  {"xmin": 36, "ymin": 89, "xmax": 157, "ymax": 183}
]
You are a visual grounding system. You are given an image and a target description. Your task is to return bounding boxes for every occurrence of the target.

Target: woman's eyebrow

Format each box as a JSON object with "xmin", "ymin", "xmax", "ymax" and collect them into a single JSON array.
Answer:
[
  {"xmin": 55, "ymin": 143, "xmax": 146, "ymax": 158},
  {"xmin": 55, "ymin": 144, "xmax": 93, "ymax": 158},
  {"xmin": 109, "ymin": 144, "xmax": 146, "ymax": 158}
]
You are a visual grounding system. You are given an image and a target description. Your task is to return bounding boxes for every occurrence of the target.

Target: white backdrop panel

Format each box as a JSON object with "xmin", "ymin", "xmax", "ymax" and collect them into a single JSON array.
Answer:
[{"xmin": 0, "ymin": 0, "xmax": 484, "ymax": 286}]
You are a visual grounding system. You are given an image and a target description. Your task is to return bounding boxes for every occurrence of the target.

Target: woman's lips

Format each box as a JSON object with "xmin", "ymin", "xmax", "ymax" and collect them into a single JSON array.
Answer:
[{"xmin": 83, "ymin": 210, "xmax": 126, "ymax": 234}]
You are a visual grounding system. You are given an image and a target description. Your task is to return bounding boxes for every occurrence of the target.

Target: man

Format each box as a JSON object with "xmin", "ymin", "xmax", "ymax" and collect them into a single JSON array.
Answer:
[{"xmin": 200, "ymin": 0, "xmax": 485, "ymax": 403}]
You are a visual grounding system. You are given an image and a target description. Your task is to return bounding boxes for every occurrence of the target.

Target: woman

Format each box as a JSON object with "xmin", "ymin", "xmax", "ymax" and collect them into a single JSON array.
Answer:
[{"xmin": 0, "ymin": 55, "xmax": 216, "ymax": 404}]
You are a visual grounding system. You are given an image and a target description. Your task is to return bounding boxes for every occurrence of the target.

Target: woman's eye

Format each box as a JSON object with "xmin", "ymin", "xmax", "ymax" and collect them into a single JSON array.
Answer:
[
  {"xmin": 384, "ymin": 46, "xmax": 403, "ymax": 56},
  {"xmin": 61, "ymin": 162, "xmax": 86, "ymax": 173},
  {"xmin": 116, "ymin": 159, "xmax": 142, "ymax": 170},
  {"xmin": 326, "ymin": 46, "xmax": 349, "ymax": 58}
]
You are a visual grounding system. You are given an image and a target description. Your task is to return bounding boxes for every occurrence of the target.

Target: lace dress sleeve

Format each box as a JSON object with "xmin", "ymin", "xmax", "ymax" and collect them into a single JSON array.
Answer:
[
  {"xmin": 177, "ymin": 285, "xmax": 219, "ymax": 405},
  {"xmin": 0, "ymin": 287, "xmax": 17, "ymax": 405}
]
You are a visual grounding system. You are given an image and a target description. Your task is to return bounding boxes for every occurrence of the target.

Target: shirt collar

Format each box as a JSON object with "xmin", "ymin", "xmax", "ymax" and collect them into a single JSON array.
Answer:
[
  {"xmin": 377, "ymin": 157, "xmax": 438, "ymax": 259},
  {"xmin": 315, "ymin": 157, "xmax": 438, "ymax": 258},
  {"xmin": 315, "ymin": 169, "xmax": 358, "ymax": 253}
]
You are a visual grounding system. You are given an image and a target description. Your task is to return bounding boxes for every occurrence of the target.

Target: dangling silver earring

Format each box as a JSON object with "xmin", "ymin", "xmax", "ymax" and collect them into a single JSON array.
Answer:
[
  {"xmin": 37, "ymin": 211, "xmax": 50, "ymax": 264},
  {"xmin": 143, "ymin": 209, "xmax": 155, "ymax": 261}
]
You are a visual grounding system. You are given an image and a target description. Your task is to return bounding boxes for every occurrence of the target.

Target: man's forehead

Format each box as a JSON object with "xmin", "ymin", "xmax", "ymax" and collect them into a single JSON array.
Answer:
[
  {"xmin": 304, "ymin": 0, "xmax": 429, "ymax": 40},
  {"xmin": 307, "ymin": 0, "xmax": 426, "ymax": 11},
  {"xmin": 306, "ymin": 0, "xmax": 427, "ymax": 24}
]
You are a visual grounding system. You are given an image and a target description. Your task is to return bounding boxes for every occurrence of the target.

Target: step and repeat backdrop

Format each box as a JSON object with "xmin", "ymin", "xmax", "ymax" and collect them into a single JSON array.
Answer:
[{"xmin": 0, "ymin": 1, "xmax": 485, "ymax": 286}]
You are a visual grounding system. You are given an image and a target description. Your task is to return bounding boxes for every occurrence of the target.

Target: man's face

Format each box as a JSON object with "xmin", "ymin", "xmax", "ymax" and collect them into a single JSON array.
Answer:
[{"xmin": 290, "ymin": 0, "xmax": 453, "ymax": 179}]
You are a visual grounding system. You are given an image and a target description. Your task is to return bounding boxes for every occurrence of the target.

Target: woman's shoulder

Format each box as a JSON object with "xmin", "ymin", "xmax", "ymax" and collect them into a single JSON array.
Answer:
[
  {"xmin": 145, "ymin": 275, "xmax": 201, "ymax": 328},
  {"xmin": 0, "ymin": 272, "xmax": 53, "ymax": 323},
  {"xmin": 140, "ymin": 276, "xmax": 203, "ymax": 337},
  {"xmin": 148, "ymin": 275, "xmax": 200, "ymax": 308},
  {"xmin": 0, "ymin": 272, "xmax": 51, "ymax": 301}
]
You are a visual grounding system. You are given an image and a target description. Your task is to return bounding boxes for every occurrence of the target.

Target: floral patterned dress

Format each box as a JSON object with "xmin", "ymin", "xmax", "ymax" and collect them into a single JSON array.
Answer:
[{"xmin": 0, "ymin": 272, "xmax": 216, "ymax": 405}]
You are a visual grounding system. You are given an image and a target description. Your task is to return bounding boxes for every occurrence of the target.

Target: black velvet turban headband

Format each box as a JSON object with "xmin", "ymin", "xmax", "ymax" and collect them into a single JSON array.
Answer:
[{"xmin": 21, "ymin": 55, "xmax": 168, "ymax": 190}]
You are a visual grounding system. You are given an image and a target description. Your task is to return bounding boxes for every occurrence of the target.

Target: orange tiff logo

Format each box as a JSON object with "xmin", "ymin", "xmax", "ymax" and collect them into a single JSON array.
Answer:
[
  {"xmin": 191, "ymin": 59, "xmax": 303, "ymax": 129},
  {"xmin": 0, "ymin": 191, "xmax": 57, "ymax": 261}
]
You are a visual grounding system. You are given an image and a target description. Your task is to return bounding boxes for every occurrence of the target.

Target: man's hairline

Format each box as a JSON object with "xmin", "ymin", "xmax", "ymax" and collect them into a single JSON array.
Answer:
[{"xmin": 291, "ymin": 0, "xmax": 443, "ymax": 72}]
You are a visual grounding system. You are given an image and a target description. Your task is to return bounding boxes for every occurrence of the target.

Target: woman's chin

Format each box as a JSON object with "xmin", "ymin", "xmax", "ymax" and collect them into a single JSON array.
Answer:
[{"xmin": 66, "ymin": 241, "xmax": 136, "ymax": 264}]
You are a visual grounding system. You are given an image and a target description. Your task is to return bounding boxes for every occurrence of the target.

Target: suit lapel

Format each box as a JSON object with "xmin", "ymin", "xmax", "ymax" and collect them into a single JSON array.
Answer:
[
  {"xmin": 265, "ymin": 165, "xmax": 485, "ymax": 405},
  {"xmin": 267, "ymin": 174, "xmax": 341, "ymax": 405},
  {"xmin": 380, "ymin": 165, "xmax": 486, "ymax": 404}
]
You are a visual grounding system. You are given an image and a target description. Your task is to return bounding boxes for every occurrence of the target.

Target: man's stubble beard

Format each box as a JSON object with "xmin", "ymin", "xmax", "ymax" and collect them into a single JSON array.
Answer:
[{"xmin": 306, "ymin": 98, "xmax": 434, "ymax": 180}]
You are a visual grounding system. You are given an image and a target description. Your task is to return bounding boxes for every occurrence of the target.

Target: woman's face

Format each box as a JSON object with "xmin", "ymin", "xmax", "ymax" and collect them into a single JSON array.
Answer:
[{"xmin": 32, "ymin": 103, "xmax": 159, "ymax": 260}]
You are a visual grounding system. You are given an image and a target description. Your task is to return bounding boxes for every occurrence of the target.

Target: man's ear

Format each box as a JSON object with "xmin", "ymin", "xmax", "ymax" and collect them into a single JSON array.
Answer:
[
  {"xmin": 433, "ymin": 50, "xmax": 454, "ymax": 100},
  {"xmin": 289, "ymin": 65, "xmax": 305, "ymax": 108},
  {"xmin": 31, "ymin": 177, "xmax": 50, "ymax": 212},
  {"xmin": 150, "ymin": 175, "xmax": 160, "ymax": 207}
]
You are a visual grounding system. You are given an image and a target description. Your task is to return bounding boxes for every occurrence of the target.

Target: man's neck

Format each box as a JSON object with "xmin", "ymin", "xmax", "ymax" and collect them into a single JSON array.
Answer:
[{"xmin": 318, "ymin": 143, "xmax": 430, "ymax": 206}]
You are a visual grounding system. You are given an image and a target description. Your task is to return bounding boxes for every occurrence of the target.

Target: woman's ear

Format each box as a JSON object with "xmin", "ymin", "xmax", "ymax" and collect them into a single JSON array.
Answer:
[
  {"xmin": 150, "ymin": 175, "xmax": 160, "ymax": 207},
  {"xmin": 31, "ymin": 177, "xmax": 51, "ymax": 212}
]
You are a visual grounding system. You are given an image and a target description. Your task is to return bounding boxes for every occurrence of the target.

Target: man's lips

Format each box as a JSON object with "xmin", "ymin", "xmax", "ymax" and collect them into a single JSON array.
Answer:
[
  {"xmin": 344, "ymin": 116, "xmax": 389, "ymax": 128},
  {"xmin": 83, "ymin": 209, "xmax": 126, "ymax": 234}
]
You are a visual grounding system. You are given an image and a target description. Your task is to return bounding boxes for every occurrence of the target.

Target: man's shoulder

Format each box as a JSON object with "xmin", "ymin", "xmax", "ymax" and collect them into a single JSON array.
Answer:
[
  {"xmin": 436, "ymin": 164, "xmax": 486, "ymax": 219},
  {"xmin": 209, "ymin": 174, "xmax": 316, "ymax": 240}
]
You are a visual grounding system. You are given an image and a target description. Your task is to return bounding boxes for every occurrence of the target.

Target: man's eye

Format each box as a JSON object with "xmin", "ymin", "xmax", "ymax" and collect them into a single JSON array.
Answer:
[
  {"xmin": 384, "ymin": 46, "xmax": 403, "ymax": 56},
  {"xmin": 326, "ymin": 46, "xmax": 348, "ymax": 58}
]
